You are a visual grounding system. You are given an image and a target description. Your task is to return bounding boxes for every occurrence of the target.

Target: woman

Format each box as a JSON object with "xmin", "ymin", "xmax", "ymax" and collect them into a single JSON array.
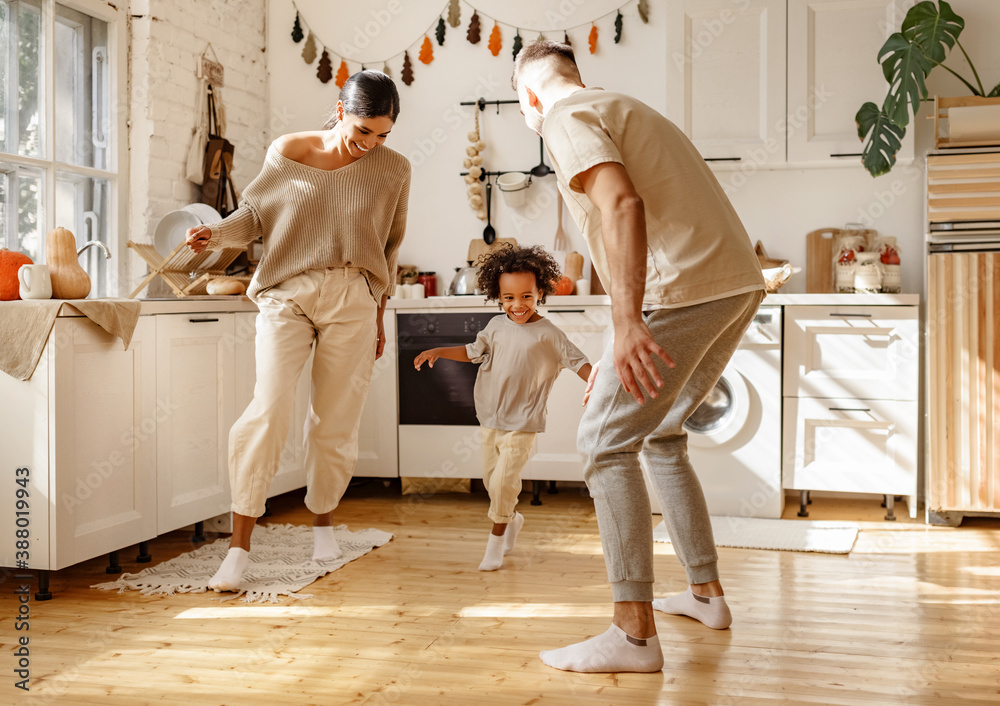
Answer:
[{"xmin": 185, "ymin": 70, "xmax": 410, "ymax": 591}]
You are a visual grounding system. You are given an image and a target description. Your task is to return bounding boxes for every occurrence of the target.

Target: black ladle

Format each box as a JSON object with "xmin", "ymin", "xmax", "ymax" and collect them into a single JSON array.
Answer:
[
  {"xmin": 483, "ymin": 181, "xmax": 496, "ymax": 244},
  {"xmin": 530, "ymin": 136, "xmax": 552, "ymax": 178}
]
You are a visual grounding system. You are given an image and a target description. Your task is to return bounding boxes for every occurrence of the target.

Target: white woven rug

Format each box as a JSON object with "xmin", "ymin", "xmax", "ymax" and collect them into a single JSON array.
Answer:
[
  {"xmin": 653, "ymin": 516, "xmax": 858, "ymax": 554},
  {"xmin": 92, "ymin": 523, "xmax": 393, "ymax": 603}
]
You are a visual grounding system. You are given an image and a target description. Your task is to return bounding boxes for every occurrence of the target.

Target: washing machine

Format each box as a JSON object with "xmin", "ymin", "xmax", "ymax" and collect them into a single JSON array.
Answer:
[{"xmin": 644, "ymin": 306, "xmax": 783, "ymax": 519}]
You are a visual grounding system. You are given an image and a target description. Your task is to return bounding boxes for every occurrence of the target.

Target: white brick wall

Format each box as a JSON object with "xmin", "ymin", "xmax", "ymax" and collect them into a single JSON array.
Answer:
[{"xmin": 127, "ymin": 0, "xmax": 268, "ymax": 294}]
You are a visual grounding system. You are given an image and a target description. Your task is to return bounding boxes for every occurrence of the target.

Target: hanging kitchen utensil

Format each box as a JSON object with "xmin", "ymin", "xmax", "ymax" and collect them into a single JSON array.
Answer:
[
  {"xmin": 530, "ymin": 136, "xmax": 552, "ymax": 178},
  {"xmin": 483, "ymin": 181, "xmax": 496, "ymax": 244},
  {"xmin": 553, "ymin": 192, "xmax": 568, "ymax": 251}
]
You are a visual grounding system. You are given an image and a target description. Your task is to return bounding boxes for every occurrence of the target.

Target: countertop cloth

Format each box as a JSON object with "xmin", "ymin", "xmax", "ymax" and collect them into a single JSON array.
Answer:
[{"xmin": 0, "ymin": 299, "xmax": 141, "ymax": 381}]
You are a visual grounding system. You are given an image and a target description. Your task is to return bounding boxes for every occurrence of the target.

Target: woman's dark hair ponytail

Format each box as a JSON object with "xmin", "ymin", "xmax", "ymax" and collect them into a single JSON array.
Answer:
[{"xmin": 322, "ymin": 70, "xmax": 401, "ymax": 129}]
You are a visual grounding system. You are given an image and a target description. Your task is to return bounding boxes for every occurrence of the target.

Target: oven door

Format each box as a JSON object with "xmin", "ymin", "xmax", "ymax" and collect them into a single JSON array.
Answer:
[{"xmin": 396, "ymin": 312, "xmax": 503, "ymax": 426}]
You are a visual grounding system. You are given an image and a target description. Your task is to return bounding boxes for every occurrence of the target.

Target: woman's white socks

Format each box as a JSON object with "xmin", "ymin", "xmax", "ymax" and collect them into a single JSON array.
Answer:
[
  {"xmin": 312, "ymin": 526, "xmax": 343, "ymax": 562},
  {"xmin": 208, "ymin": 547, "xmax": 249, "ymax": 592},
  {"xmin": 652, "ymin": 588, "xmax": 733, "ymax": 629},
  {"xmin": 503, "ymin": 513, "xmax": 524, "ymax": 555},
  {"xmin": 479, "ymin": 533, "xmax": 505, "ymax": 571},
  {"xmin": 540, "ymin": 624, "xmax": 664, "ymax": 673}
]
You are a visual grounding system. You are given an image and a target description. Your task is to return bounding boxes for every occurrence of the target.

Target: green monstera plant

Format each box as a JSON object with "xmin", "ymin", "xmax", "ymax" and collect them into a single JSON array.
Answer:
[{"xmin": 856, "ymin": 0, "xmax": 1000, "ymax": 177}]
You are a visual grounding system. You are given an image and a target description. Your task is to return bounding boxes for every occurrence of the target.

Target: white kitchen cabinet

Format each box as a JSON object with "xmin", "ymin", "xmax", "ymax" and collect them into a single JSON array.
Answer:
[
  {"xmin": 786, "ymin": 0, "xmax": 913, "ymax": 164},
  {"xmin": 0, "ymin": 316, "xmax": 157, "ymax": 572},
  {"xmin": 782, "ymin": 304, "xmax": 919, "ymax": 518},
  {"xmin": 155, "ymin": 313, "xmax": 236, "ymax": 534},
  {"xmin": 783, "ymin": 305, "xmax": 919, "ymax": 400},
  {"xmin": 355, "ymin": 314, "xmax": 399, "ymax": 478},
  {"xmin": 666, "ymin": 0, "xmax": 787, "ymax": 165},
  {"xmin": 523, "ymin": 307, "xmax": 611, "ymax": 481}
]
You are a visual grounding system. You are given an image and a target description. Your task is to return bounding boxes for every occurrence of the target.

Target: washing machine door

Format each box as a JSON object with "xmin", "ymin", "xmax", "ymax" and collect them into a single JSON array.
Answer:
[{"xmin": 685, "ymin": 365, "xmax": 749, "ymax": 447}]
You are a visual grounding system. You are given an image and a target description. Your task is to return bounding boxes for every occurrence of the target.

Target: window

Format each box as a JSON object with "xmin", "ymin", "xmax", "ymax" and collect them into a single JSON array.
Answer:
[{"xmin": 1, "ymin": 0, "xmax": 125, "ymax": 297}]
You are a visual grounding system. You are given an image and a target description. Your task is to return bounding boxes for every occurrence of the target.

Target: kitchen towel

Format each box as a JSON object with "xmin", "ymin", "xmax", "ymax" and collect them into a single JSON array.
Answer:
[
  {"xmin": 92, "ymin": 523, "xmax": 394, "ymax": 603},
  {"xmin": 0, "ymin": 298, "xmax": 141, "ymax": 381},
  {"xmin": 653, "ymin": 517, "xmax": 859, "ymax": 554}
]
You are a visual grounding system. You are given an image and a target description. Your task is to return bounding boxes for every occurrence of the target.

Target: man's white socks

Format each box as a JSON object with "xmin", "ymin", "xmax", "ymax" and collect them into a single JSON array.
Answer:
[
  {"xmin": 503, "ymin": 513, "xmax": 524, "ymax": 555},
  {"xmin": 479, "ymin": 533, "xmax": 505, "ymax": 571},
  {"xmin": 652, "ymin": 588, "xmax": 733, "ymax": 629},
  {"xmin": 208, "ymin": 547, "xmax": 249, "ymax": 592},
  {"xmin": 312, "ymin": 526, "xmax": 343, "ymax": 562},
  {"xmin": 540, "ymin": 624, "xmax": 664, "ymax": 673}
]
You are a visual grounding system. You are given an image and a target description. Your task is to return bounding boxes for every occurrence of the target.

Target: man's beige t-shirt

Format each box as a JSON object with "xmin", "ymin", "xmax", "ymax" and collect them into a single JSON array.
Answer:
[
  {"xmin": 543, "ymin": 88, "xmax": 764, "ymax": 309},
  {"xmin": 466, "ymin": 315, "xmax": 589, "ymax": 433}
]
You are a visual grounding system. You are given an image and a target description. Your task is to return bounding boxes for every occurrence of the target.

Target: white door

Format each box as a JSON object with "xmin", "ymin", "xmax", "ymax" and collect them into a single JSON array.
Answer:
[
  {"xmin": 155, "ymin": 314, "xmax": 235, "ymax": 534},
  {"xmin": 666, "ymin": 0, "xmax": 787, "ymax": 165},
  {"xmin": 50, "ymin": 317, "xmax": 158, "ymax": 570},
  {"xmin": 355, "ymin": 314, "xmax": 399, "ymax": 478},
  {"xmin": 787, "ymin": 0, "xmax": 913, "ymax": 163},
  {"xmin": 523, "ymin": 308, "xmax": 611, "ymax": 481}
]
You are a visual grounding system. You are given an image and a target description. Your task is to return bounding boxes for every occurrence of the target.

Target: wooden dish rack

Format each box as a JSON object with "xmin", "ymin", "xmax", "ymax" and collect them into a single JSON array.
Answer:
[{"xmin": 127, "ymin": 240, "xmax": 251, "ymax": 298}]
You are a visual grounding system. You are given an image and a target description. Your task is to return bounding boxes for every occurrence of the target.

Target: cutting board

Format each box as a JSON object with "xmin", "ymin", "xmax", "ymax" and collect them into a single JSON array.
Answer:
[
  {"xmin": 806, "ymin": 228, "xmax": 879, "ymax": 292},
  {"xmin": 467, "ymin": 237, "xmax": 518, "ymax": 265}
]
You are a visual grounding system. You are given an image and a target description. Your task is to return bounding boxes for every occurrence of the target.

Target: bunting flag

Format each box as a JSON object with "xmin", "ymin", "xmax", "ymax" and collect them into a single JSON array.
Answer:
[{"xmin": 288, "ymin": 0, "xmax": 647, "ymax": 87}]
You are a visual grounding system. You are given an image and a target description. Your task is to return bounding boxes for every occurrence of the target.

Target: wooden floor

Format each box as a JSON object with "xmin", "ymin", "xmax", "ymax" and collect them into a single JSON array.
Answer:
[{"xmin": 3, "ymin": 481, "xmax": 1000, "ymax": 705}]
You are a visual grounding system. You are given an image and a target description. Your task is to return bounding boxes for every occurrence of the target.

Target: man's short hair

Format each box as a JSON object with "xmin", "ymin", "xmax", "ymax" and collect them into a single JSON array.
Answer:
[{"xmin": 511, "ymin": 40, "xmax": 580, "ymax": 90}]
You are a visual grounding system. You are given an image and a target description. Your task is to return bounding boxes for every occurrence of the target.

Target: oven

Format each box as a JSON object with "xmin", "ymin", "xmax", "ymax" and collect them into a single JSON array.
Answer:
[{"xmin": 396, "ymin": 309, "xmax": 504, "ymax": 478}]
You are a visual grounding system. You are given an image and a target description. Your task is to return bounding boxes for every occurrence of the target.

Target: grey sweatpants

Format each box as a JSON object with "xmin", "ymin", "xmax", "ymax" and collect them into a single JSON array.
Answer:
[{"xmin": 578, "ymin": 290, "xmax": 764, "ymax": 602}]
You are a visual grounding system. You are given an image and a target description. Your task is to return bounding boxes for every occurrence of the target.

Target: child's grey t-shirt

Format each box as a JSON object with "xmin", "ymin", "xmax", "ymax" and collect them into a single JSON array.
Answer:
[{"xmin": 465, "ymin": 315, "xmax": 589, "ymax": 433}]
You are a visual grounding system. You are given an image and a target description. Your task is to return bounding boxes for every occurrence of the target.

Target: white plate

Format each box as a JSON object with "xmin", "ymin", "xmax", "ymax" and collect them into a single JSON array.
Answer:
[
  {"xmin": 181, "ymin": 202, "xmax": 222, "ymax": 225},
  {"xmin": 154, "ymin": 209, "xmax": 202, "ymax": 258}
]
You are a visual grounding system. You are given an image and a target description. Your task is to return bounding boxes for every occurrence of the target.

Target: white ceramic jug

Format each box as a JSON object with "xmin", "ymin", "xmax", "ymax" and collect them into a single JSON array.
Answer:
[{"xmin": 18, "ymin": 264, "xmax": 53, "ymax": 300}]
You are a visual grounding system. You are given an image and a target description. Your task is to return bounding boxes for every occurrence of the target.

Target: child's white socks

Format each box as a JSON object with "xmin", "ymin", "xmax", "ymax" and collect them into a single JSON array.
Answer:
[
  {"xmin": 503, "ymin": 512, "xmax": 524, "ymax": 555},
  {"xmin": 540, "ymin": 624, "xmax": 664, "ymax": 673},
  {"xmin": 312, "ymin": 526, "xmax": 343, "ymax": 562},
  {"xmin": 478, "ymin": 533, "xmax": 505, "ymax": 571},
  {"xmin": 208, "ymin": 547, "xmax": 249, "ymax": 592},
  {"xmin": 652, "ymin": 588, "xmax": 733, "ymax": 629}
]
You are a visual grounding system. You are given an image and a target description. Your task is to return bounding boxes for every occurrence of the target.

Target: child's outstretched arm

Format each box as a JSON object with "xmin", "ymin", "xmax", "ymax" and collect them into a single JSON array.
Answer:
[
  {"xmin": 577, "ymin": 363, "xmax": 593, "ymax": 383},
  {"xmin": 414, "ymin": 346, "xmax": 472, "ymax": 370}
]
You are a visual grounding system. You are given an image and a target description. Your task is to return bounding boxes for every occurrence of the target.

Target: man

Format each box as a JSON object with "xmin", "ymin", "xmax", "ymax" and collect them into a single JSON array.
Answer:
[{"xmin": 512, "ymin": 41, "xmax": 765, "ymax": 673}]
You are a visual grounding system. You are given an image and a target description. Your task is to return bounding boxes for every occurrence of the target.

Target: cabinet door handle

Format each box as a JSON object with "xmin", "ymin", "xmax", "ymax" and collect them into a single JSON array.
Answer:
[
  {"xmin": 704, "ymin": 157, "xmax": 742, "ymax": 162},
  {"xmin": 547, "ymin": 309, "xmax": 586, "ymax": 313},
  {"xmin": 828, "ymin": 407, "xmax": 871, "ymax": 413},
  {"xmin": 188, "ymin": 318, "xmax": 220, "ymax": 323},
  {"xmin": 829, "ymin": 313, "xmax": 872, "ymax": 318},
  {"xmin": 829, "ymin": 152, "xmax": 863, "ymax": 158}
]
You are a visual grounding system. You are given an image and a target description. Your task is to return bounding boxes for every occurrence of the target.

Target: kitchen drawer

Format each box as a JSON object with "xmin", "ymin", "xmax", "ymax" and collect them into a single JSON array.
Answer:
[
  {"xmin": 783, "ymin": 305, "xmax": 919, "ymax": 400},
  {"xmin": 782, "ymin": 397, "xmax": 917, "ymax": 495}
]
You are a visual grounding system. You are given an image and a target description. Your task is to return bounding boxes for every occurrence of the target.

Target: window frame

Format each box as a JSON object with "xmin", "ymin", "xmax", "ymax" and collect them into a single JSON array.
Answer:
[{"xmin": 1, "ymin": 0, "xmax": 127, "ymax": 297}]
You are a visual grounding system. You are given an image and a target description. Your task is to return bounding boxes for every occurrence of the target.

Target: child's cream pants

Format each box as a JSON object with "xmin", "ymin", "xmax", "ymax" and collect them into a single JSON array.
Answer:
[
  {"xmin": 229, "ymin": 267, "xmax": 377, "ymax": 517},
  {"xmin": 482, "ymin": 428, "xmax": 537, "ymax": 523}
]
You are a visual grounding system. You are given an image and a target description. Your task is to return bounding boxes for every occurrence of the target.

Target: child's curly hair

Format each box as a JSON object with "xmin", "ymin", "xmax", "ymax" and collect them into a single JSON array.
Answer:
[{"xmin": 476, "ymin": 243, "xmax": 562, "ymax": 304}]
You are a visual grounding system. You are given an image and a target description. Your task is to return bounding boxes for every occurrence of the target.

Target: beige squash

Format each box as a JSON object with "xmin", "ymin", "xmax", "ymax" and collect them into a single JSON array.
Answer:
[
  {"xmin": 46, "ymin": 227, "xmax": 91, "ymax": 299},
  {"xmin": 564, "ymin": 251, "xmax": 585, "ymax": 284}
]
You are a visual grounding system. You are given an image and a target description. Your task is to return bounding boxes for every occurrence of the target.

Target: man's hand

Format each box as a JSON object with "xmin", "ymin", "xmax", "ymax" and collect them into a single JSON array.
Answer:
[{"xmin": 613, "ymin": 318, "xmax": 674, "ymax": 404}]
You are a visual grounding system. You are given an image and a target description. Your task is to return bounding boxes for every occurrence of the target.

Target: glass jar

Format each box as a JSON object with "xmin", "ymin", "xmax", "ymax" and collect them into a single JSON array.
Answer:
[
  {"xmin": 853, "ymin": 251, "xmax": 883, "ymax": 294},
  {"xmin": 835, "ymin": 234, "xmax": 866, "ymax": 293},
  {"xmin": 417, "ymin": 272, "xmax": 437, "ymax": 298},
  {"xmin": 875, "ymin": 236, "xmax": 901, "ymax": 293}
]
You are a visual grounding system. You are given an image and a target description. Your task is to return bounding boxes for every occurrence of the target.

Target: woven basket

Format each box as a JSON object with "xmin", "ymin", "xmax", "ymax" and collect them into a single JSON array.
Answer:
[{"xmin": 755, "ymin": 241, "xmax": 794, "ymax": 293}]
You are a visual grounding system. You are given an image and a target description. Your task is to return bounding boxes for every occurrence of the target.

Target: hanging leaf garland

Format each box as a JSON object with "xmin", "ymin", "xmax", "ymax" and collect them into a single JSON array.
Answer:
[
  {"xmin": 512, "ymin": 30, "xmax": 523, "ymax": 60},
  {"xmin": 488, "ymin": 22, "xmax": 502, "ymax": 57},
  {"xmin": 638, "ymin": 0, "xmax": 650, "ymax": 24},
  {"xmin": 436, "ymin": 17, "xmax": 446, "ymax": 46},
  {"xmin": 564, "ymin": 30, "xmax": 572, "ymax": 47},
  {"xmin": 401, "ymin": 51, "xmax": 414, "ymax": 86},
  {"xmin": 302, "ymin": 33, "xmax": 317, "ymax": 64},
  {"xmin": 336, "ymin": 59, "xmax": 350, "ymax": 88},
  {"xmin": 419, "ymin": 36, "xmax": 434, "ymax": 64},
  {"xmin": 317, "ymin": 49, "xmax": 333, "ymax": 83},
  {"xmin": 467, "ymin": 11, "xmax": 481, "ymax": 44},
  {"xmin": 614, "ymin": 12, "xmax": 623, "ymax": 44},
  {"xmin": 292, "ymin": 12, "xmax": 303, "ymax": 43},
  {"xmin": 382, "ymin": 62, "xmax": 392, "ymax": 79},
  {"xmin": 448, "ymin": 0, "xmax": 461, "ymax": 28},
  {"xmin": 588, "ymin": 24, "xmax": 598, "ymax": 54}
]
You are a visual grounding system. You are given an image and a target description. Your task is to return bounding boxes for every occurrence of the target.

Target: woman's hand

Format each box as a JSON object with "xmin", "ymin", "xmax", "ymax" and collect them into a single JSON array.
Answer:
[
  {"xmin": 582, "ymin": 361, "xmax": 599, "ymax": 406},
  {"xmin": 413, "ymin": 349, "xmax": 439, "ymax": 371},
  {"xmin": 375, "ymin": 319, "xmax": 386, "ymax": 360},
  {"xmin": 185, "ymin": 225, "xmax": 212, "ymax": 254}
]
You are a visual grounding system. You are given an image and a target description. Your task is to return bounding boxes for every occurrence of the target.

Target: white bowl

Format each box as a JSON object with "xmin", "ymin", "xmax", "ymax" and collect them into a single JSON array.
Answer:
[{"xmin": 153, "ymin": 209, "xmax": 202, "ymax": 258}]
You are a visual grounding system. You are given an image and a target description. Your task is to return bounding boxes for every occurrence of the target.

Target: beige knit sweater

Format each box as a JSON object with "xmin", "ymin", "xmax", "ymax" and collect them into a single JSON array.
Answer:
[{"xmin": 205, "ymin": 142, "xmax": 410, "ymax": 301}]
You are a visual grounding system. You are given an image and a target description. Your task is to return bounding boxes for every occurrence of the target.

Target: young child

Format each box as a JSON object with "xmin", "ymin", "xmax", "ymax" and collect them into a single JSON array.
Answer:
[{"xmin": 414, "ymin": 244, "xmax": 593, "ymax": 571}]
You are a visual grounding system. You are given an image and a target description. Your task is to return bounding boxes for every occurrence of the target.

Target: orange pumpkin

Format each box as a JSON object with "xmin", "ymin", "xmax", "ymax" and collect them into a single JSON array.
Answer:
[
  {"xmin": 0, "ymin": 247, "xmax": 34, "ymax": 301},
  {"xmin": 554, "ymin": 275, "xmax": 574, "ymax": 296}
]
